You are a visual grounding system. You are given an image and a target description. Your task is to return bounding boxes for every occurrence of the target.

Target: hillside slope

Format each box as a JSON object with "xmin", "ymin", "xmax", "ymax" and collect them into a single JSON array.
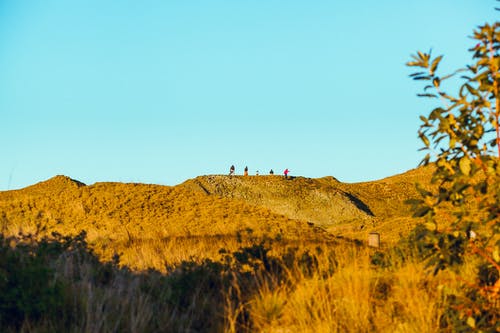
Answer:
[
  {"xmin": 181, "ymin": 175, "xmax": 375, "ymax": 227},
  {"xmin": 0, "ymin": 166, "xmax": 434, "ymax": 266},
  {"xmin": 181, "ymin": 166, "xmax": 433, "ymax": 241},
  {"xmin": 334, "ymin": 166, "xmax": 434, "ymax": 240},
  {"xmin": 0, "ymin": 175, "xmax": 325, "ymax": 242}
]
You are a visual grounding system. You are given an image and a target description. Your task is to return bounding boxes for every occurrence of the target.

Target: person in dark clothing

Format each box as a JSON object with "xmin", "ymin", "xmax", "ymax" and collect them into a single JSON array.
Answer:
[
  {"xmin": 269, "ymin": 169, "xmax": 274, "ymax": 175},
  {"xmin": 244, "ymin": 166, "xmax": 248, "ymax": 176},
  {"xmin": 229, "ymin": 165, "xmax": 235, "ymax": 176}
]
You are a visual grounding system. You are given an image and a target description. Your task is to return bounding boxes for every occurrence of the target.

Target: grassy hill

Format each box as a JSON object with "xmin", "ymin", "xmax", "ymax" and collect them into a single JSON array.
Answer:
[
  {"xmin": 0, "ymin": 167, "xmax": 434, "ymax": 270},
  {"xmin": 182, "ymin": 166, "xmax": 434, "ymax": 242},
  {"xmin": 0, "ymin": 175, "xmax": 316, "ymax": 237},
  {"xmin": 2, "ymin": 166, "xmax": 491, "ymax": 333},
  {"xmin": 332, "ymin": 166, "xmax": 435, "ymax": 241}
]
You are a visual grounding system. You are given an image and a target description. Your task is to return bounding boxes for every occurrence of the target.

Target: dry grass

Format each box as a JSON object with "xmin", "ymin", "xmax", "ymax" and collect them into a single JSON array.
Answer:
[
  {"xmin": 0, "ymin": 167, "xmax": 435, "ymax": 260},
  {"xmin": 110, "ymin": 235, "xmax": 262, "ymax": 271},
  {"xmin": 0, "ymin": 229, "xmax": 483, "ymax": 332},
  {"xmin": 2, "ymin": 168, "xmax": 485, "ymax": 332},
  {"xmin": 225, "ymin": 244, "xmax": 457, "ymax": 333}
]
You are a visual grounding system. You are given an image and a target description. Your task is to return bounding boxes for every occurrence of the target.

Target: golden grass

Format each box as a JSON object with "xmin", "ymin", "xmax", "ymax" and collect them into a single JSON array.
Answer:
[
  {"xmin": 0, "ymin": 167, "xmax": 436, "ymax": 256},
  {"xmin": 1, "ymin": 229, "xmax": 484, "ymax": 332},
  {"xmin": 111, "ymin": 235, "xmax": 260, "ymax": 271},
  {"xmin": 2, "ymin": 168, "xmax": 487, "ymax": 332},
  {"xmin": 223, "ymin": 244, "xmax": 459, "ymax": 333}
]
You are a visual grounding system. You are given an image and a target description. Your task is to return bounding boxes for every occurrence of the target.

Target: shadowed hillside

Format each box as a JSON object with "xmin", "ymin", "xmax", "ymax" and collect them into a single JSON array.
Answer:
[{"xmin": 333, "ymin": 166, "xmax": 435, "ymax": 241}]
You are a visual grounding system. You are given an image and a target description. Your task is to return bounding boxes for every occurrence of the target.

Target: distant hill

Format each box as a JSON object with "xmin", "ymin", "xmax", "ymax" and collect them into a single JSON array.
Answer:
[
  {"xmin": 181, "ymin": 166, "xmax": 434, "ymax": 242},
  {"xmin": 0, "ymin": 175, "xmax": 327, "ymax": 242},
  {"xmin": 181, "ymin": 175, "xmax": 375, "ymax": 227},
  {"xmin": 0, "ymin": 167, "xmax": 434, "ymax": 268}
]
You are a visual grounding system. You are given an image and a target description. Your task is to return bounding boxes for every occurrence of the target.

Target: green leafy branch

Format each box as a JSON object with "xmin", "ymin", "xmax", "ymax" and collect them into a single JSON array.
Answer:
[{"xmin": 406, "ymin": 19, "xmax": 500, "ymax": 327}]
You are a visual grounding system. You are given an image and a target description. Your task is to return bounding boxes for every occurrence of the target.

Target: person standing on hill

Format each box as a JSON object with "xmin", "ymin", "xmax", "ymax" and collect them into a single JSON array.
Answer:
[
  {"xmin": 244, "ymin": 166, "xmax": 248, "ymax": 176},
  {"xmin": 269, "ymin": 169, "xmax": 274, "ymax": 175},
  {"xmin": 229, "ymin": 165, "xmax": 235, "ymax": 176},
  {"xmin": 284, "ymin": 168, "xmax": 289, "ymax": 179}
]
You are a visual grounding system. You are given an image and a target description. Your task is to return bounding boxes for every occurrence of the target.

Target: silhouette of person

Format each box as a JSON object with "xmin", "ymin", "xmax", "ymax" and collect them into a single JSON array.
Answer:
[
  {"xmin": 244, "ymin": 166, "xmax": 248, "ymax": 176},
  {"xmin": 229, "ymin": 165, "xmax": 235, "ymax": 176},
  {"xmin": 284, "ymin": 168, "xmax": 289, "ymax": 179},
  {"xmin": 269, "ymin": 169, "xmax": 274, "ymax": 175},
  {"xmin": 256, "ymin": 170, "xmax": 259, "ymax": 176}
]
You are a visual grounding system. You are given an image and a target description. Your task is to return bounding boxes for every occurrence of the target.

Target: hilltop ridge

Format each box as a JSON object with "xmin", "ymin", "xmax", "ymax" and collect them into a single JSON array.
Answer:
[
  {"xmin": 0, "ymin": 175, "xmax": 86, "ymax": 199},
  {"xmin": 182, "ymin": 175, "xmax": 375, "ymax": 227},
  {"xmin": 31, "ymin": 175, "xmax": 86, "ymax": 188}
]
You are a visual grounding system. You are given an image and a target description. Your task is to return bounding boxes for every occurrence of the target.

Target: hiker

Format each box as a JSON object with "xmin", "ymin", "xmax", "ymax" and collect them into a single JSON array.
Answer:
[
  {"xmin": 284, "ymin": 168, "xmax": 289, "ymax": 179},
  {"xmin": 229, "ymin": 165, "xmax": 235, "ymax": 176},
  {"xmin": 256, "ymin": 170, "xmax": 259, "ymax": 176},
  {"xmin": 244, "ymin": 166, "xmax": 248, "ymax": 176},
  {"xmin": 269, "ymin": 169, "xmax": 274, "ymax": 175}
]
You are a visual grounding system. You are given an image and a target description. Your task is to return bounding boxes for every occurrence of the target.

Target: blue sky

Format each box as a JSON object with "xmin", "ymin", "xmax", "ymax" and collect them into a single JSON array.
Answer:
[{"xmin": 0, "ymin": 1, "xmax": 498, "ymax": 189}]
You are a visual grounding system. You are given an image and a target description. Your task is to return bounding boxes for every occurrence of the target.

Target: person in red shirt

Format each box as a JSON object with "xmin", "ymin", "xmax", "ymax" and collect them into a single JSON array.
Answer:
[{"xmin": 284, "ymin": 168, "xmax": 289, "ymax": 179}]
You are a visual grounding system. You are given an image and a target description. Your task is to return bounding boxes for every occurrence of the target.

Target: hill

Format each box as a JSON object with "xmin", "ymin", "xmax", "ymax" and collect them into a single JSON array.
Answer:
[
  {"xmin": 332, "ymin": 166, "xmax": 434, "ymax": 241},
  {"xmin": 181, "ymin": 175, "xmax": 375, "ymax": 227},
  {"xmin": 0, "ymin": 167, "xmax": 434, "ymax": 269},
  {"xmin": 0, "ymin": 175, "xmax": 330, "ymax": 269},
  {"xmin": 182, "ymin": 166, "xmax": 434, "ymax": 242}
]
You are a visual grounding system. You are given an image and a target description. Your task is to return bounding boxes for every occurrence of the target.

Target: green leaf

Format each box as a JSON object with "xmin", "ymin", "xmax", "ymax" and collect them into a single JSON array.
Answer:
[
  {"xmin": 417, "ymin": 93, "xmax": 437, "ymax": 98},
  {"xmin": 430, "ymin": 55, "xmax": 443, "ymax": 74},
  {"xmin": 459, "ymin": 157, "xmax": 471, "ymax": 176},
  {"xmin": 466, "ymin": 316, "xmax": 475, "ymax": 328},
  {"xmin": 493, "ymin": 247, "xmax": 500, "ymax": 263},
  {"xmin": 419, "ymin": 133, "xmax": 430, "ymax": 147},
  {"xmin": 465, "ymin": 83, "xmax": 479, "ymax": 96},
  {"xmin": 424, "ymin": 221, "xmax": 436, "ymax": 231},
  {"xmin": 414, "ymin": 206, "xmax": 431, "ymax": 218},
  {"xmin": 472, "ymin": 70, "xmax": 489, "ymax": 82},
  {"xmin": 449, "ymin": 137, "xmax": 456, "ymax": 148},
  {"xmin": 432, "ymin": 77, "xmax": 440, "ymax": 88},
  {"xmin": 405, "ymin": 199, "xmax": 424, "ymax": 205},
  {"xmin": 409, "ymin": 71, "xmax": 426, "ymax": 77},
  {"xmin": 417, "ymin": 51, "xmax": 425, "ymax": 59},
  {"xmin": 422, "ymin": 153, "xmax": 431, "ymax": 165},
  {"xmin": 429, "ymin": 107, "xmax": 445, "ymax": 120}
]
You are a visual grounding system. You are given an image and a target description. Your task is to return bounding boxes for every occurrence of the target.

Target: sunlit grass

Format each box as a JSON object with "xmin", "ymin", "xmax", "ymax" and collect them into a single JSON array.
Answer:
[
  {"xmin": 1, "ymin": 168, "xmax": 486, "ymax": 332},
  {"xmin": 0, "ymin": 228, "xmax": 483, "ymax": 332}
]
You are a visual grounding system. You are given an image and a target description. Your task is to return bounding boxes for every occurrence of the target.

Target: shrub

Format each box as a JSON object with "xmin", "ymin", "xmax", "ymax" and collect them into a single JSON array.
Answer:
[
  {"xmin": 407, "ymin": 12, "xmax": 499, "ymax": 331},
  {"xmin": 0, "ymin": 233, "xmax": 65, "ymax": 329}
]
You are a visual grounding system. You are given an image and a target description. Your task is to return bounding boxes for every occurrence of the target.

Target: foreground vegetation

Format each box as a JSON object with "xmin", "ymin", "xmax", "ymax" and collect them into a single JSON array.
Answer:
[
  {"xmin": 405, "ymin": 13, "xmax": 500, "ymax": 332},
  {"xmin": 0, "ymin": 230, "xmax": 497, "ymax": 332}
]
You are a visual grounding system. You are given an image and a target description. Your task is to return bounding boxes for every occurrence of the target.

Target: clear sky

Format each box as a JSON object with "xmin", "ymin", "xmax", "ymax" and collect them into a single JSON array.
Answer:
[{"xmin": 0, "ymin": 1, "xmax": 498, "ymax": 190}]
